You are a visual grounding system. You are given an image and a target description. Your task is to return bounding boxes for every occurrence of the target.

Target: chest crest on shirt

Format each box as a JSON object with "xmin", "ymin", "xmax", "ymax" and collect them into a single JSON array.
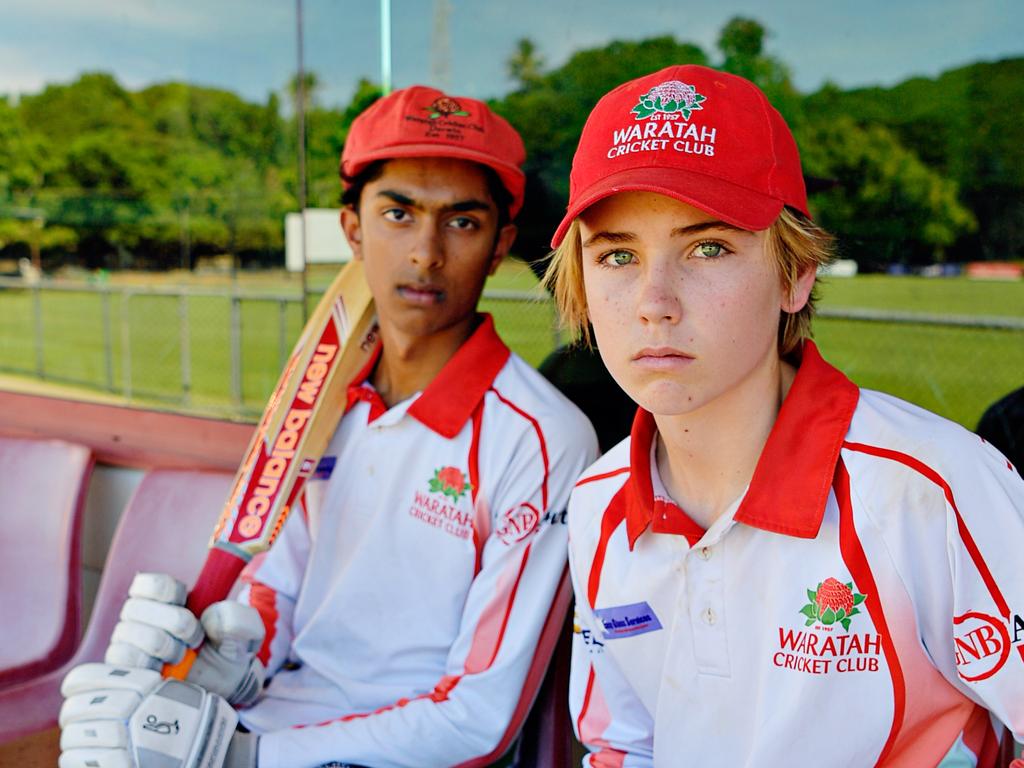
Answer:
[
  {"xmin": 774, "ymin": 576, "xmax": 882, "ymax": 676},
  {"xmin": 409, "ymin": 466, "xmax": 474, "ymax": 541}
]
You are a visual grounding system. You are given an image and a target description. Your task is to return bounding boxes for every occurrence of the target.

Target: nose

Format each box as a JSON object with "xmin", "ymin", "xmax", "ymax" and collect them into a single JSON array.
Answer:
[
  {"xmin": 409, "ymin": 222, "xmax": 444, "ymax": 271},
  {"xmin": 636, "ymin": 264, "xmax": 681, "ymax": 325}
]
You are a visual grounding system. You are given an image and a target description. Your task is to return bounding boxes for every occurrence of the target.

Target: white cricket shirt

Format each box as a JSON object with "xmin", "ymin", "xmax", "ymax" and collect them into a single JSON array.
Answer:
[
  {"xmin": 568, "ymin": 341, "xmax": 1023, "ymax": 767},
  {"xmin": 237, "ymin": 315, "xmax": 598, "ymax": 768}
]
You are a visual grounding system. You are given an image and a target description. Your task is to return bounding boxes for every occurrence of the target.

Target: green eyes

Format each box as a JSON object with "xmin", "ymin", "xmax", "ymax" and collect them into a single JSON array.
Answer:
[
  {"xmin": 598, "ymin": 240, "xmax": 726, "ymax": 267},
  {"xmin": 697, "ymin": 242, "xmax": 723, "ymax": 259}
]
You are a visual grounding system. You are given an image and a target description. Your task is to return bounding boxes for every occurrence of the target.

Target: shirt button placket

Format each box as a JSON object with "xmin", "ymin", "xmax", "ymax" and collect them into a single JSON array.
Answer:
[{"xmin": 688, "ymin": 543, "xmax": 731, "ymax": 677}]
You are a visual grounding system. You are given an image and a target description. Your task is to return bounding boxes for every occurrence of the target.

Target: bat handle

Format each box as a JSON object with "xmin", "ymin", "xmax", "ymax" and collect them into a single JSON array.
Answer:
[{"xmin": 161, "ymin": 547, "xmax": 248, "ymax": 680}]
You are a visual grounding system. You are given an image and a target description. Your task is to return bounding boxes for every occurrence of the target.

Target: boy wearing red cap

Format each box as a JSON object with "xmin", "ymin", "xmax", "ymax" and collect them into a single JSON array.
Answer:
[
  {"xmin": 59, "ymin": 87, "xmax": 597, "ymax": 768},
  {"xmin": 547, "ymin": 65, "xmax": 1024, "ymax": 766}
]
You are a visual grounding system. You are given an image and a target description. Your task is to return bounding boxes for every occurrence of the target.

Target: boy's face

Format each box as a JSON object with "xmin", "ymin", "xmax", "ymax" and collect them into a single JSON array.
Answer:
[
  {"xmin": 341, "ymin": 157, "xmax": 516, "ymax": 347},
  {"xmin": 579, "ymin": 191, "xmax": 812, "ymax": 417}
]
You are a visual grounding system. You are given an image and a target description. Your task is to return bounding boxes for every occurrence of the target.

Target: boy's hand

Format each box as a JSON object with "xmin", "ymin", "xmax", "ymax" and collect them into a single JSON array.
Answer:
[
  {"xmin": 59, "ymin": 667, "xmax": 242, "ymax": 768},
  {"xmin": 106, "ymin": 572, "xmax": 266, "ymax": 706}
]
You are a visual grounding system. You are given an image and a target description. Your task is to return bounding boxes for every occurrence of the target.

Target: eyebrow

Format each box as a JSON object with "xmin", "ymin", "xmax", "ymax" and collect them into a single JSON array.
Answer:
[
  {"xmin": 376, "ymin": 190, "xmax": 492, "ymax": 213},
  {"xmin": 582, "ymin": 219, "xmax": 747, "ymax": 248}
]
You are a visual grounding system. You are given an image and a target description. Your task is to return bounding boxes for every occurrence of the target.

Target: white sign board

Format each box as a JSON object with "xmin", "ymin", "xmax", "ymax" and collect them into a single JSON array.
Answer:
[{"xmin": 285, "ymin": 209, "xmax": 353, "ymax": 271}]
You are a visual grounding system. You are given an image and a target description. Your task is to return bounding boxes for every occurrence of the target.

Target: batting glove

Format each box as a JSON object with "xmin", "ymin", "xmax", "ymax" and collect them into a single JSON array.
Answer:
[
  {"xmin": 106, "ymin": 572, "xmax": 266, "ymax": 706},
  {"xmin": 59, "ymin": 664, "xmax": 253, "ymax": 768}
]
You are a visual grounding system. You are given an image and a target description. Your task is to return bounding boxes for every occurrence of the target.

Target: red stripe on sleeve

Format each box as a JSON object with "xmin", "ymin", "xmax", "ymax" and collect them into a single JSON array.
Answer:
[
  {"xmin": 468, "ymin": 404, "xmax": 486, "ymax": 576},
  {"xmin": 490, "ymin": 387, "xmax": 549, "ymax": 511},
  {"xmin": 843, "ymin": 441, "xmax": 1012, "ymax": 621},
  {"xmin": 834, "ymin": 458, "xmax": 906, "ymax": 765},
  {"xmin": 587, "ymin": 489, "xmax": 627, "ymax": 609}
]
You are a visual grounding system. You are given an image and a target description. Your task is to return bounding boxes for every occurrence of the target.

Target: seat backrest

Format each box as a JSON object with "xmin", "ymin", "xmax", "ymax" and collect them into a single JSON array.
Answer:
[
  {"xmin": 71, "ymin": 468, "xmax": 234, "ymax": 664},
  {"xmin": 0, "ymin": 437, "xmax": 92, "ymax": 688},
  {"xmin": 0, "ymin": 467, "xmax": 233, "ymax": 744}
]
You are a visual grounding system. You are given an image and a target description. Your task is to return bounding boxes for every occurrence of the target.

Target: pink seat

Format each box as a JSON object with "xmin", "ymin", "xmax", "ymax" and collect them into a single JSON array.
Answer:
[
  {"xmin": 0, "ymin": 468, "xmax": 232, "ymax": 743},
  {"xmin": 0, "ymin": 437, "xmax": 92, "ymax": 689}
]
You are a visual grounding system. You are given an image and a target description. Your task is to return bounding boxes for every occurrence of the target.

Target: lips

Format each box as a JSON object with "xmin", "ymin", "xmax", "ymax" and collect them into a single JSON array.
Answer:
[
  {"xmin": 632, "ymin": 347, "xmax": 695, "ymax": 370},
  {"xmin": 397, "ymin": 283, "xmax": 445, "ymax": 305}
]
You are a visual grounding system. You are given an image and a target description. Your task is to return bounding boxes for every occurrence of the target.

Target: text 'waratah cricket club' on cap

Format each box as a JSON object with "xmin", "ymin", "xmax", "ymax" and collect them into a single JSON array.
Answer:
[
  {"xmin": 551, "ymin": 64, "xmax": 810, "ymax": 247},
  {"xmin": 341, "ymin": 85, "xmax": 527, "ymax": 218}
]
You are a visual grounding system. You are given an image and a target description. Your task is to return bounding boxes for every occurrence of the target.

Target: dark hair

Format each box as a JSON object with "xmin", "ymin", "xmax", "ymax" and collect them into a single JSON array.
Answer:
[{"xmin": 341, "ymin": 160, "xmax": 514, "ymax": 229}]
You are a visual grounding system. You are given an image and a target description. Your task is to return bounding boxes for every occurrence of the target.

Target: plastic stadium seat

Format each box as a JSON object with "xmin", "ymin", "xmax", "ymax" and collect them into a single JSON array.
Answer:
[
  {"xmin": 0, "ymin": 437, "xmax": 92, "ymax": 689},
  {"xmin": 0, "ymin": 468, "xmax": 232, "ymax": 743}
]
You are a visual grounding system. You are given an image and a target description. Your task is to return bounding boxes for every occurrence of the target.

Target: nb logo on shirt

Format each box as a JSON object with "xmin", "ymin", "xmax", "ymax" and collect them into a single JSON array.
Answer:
[{"xmin": 953, "ymin": 610, "xmax": 1021, "ymax": 682}]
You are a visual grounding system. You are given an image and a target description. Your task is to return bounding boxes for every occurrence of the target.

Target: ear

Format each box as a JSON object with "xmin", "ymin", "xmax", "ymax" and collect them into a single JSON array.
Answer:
[
  {"xmin": 340, "ymin": 207, "xmax": 364, "ymax": 262},
  {"xmin": 487, "ymin": 223, "xmax": 518, "ymax": 276},
  {"xmin": 782, "ymin": 264, "xmax": 817, "ymax": 313}
]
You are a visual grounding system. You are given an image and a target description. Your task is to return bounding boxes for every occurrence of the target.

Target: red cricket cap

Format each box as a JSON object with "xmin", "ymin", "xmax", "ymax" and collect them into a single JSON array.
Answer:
[
  {"xmin": 341, "ymin": 85, "xmax": 527, "ymax": 218},
  {"xmin": 551, "ymin": 65, "xmax": 809, "ymax": 247}
]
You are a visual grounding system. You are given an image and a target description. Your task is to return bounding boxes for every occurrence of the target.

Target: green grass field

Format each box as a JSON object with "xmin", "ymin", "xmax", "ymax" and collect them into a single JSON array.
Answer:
[{"xmin": 1, "ymin": 265, "xmax": 1021, "ymax": 430}]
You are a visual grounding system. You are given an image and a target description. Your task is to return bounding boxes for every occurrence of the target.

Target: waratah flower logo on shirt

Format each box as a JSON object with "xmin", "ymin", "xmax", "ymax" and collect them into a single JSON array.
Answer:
[
  {"xmin": 799, "ymin": 577, "xmax": 866, "ymax": 631},
  {"xmin": 429, "ymin": 466, "xmax": 471, "ymax": 500},
  {"xmin": 631, "ymin": 80, "xmax": 706, "ymax": 120}
]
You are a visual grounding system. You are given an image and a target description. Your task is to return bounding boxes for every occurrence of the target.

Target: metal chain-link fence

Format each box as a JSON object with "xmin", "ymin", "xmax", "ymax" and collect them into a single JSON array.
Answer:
[{"xmin": 1, "ymin": 276, "xmax": 1022, "ymax": 430}]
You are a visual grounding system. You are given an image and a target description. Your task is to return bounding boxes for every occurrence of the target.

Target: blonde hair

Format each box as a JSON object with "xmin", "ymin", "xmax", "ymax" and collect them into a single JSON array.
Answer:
[{"xmin": 544, "ymin": 207, "xmax": 835, "ymax": 358}]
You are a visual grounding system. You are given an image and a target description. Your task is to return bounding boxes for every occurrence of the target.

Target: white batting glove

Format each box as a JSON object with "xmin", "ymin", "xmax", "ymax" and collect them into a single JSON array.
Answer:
[
  {"xmin": 59, "ymin": 665, "xmax": 245, "ymax": 768},
  {"xmin": 105, "ymin": 572, "xmax": 266, "ymax": 706}
]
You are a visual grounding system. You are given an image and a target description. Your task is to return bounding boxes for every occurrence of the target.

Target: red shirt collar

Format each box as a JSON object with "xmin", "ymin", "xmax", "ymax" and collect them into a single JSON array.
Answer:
[
  {"xmin": 346, "ymin": 314, "xmax": 510, "ymax": 438},
  {"xmin": 625, "ymin": 341, "xmax": 860, "ymax": 549}
]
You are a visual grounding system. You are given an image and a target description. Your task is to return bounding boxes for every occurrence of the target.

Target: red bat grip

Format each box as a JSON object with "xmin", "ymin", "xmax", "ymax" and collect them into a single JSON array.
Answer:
[{"xmin": 162, "ymin": 547, "xmax": 246, "ymax": 679}]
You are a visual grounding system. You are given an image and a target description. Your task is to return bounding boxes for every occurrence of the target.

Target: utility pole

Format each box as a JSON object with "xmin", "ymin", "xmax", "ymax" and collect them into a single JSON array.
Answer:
[
  {"xmin": 296, "ymin": 0, "xmax": 308, "ymax": 320},
  {"xmin": 431, "ymin": 0, "xmax": 452, "ymax": 90}
]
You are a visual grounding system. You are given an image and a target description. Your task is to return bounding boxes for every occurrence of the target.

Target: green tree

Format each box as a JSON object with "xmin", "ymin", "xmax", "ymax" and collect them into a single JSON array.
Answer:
[
  {"xmin": 799, "ymin": 117, "xmax": 976, "ymax": 264},
  {"xmin": 507, "ymin": 38, "xmax": 545, "ymax": 89}
]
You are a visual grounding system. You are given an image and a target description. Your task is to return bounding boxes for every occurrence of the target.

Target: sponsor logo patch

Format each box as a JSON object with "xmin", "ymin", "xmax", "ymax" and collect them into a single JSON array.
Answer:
[
  {"xmin": 953, "ymin": 611, "xmax": 1011, "ymax": 682},
  {"xmin": 594, "ymin": 601, "xmax": 663, "ymax": 640},
  {"xmin": 495, "ymin": 503, "xmax": 540, "ymax": 545}
]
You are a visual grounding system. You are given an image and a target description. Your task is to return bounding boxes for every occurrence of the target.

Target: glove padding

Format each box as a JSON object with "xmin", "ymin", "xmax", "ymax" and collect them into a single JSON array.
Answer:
[
  {"xmin": 106, "ymin": 572, "xmax": 266, "ymax": 706},
  {"xmin": 59, "ymin": 664, "xmax": 239, "ymax": 768}
]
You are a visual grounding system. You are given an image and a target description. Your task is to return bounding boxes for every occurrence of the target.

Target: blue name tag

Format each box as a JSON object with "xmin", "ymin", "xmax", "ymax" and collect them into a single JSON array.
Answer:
[
  {"xmin": 313, "ymin": 456, "xmax": 336, "ymax": 480},
  {"xmin": 594, "ymin": 601, "xmax": 663, "ymax": 640}
]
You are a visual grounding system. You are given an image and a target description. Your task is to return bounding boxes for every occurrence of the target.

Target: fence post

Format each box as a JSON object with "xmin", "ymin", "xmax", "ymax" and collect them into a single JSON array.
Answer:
[
  {"xmin": 231, "ymin": 295, "xmax": 242, "ymax": 409},
  {"xmin": 102, "ymin": 288, "xmax": 114, "ymax": 391},
  {"xmin": 32, "ymin": 284, "xmax": 44, "ymax": 377},
  {"xmin": 279, "ymin": 298, "xmax": 289, "ymax": 371},
  {"xmin": 179, "ymin": 293, "xmax": 191, "ymax": 406},
  {"xmin": 120, "ymin": 290, "xmax": 132, "ymax": 400}
]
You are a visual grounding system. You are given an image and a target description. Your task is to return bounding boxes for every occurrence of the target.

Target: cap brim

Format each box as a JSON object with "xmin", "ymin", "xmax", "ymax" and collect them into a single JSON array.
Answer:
[
  {"xmin": 550, "ymin": 166, "xmax": 785, "ymax": 248},
  {"xmin": 344, "ymin": 143, "xmax": 526, "ymax": 218}
]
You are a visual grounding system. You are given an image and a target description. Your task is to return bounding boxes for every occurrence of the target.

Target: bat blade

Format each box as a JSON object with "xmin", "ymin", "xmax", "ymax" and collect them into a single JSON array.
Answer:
[{"xmin": 164, "ymin": 259, "xmax": 377, "ymax": 679}]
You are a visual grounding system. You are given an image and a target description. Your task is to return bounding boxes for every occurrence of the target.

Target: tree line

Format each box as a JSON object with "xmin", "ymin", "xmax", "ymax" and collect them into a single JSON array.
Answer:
[{"xmin": 0, "ymin": 17, "xmax": 1020, "ymax": 271}]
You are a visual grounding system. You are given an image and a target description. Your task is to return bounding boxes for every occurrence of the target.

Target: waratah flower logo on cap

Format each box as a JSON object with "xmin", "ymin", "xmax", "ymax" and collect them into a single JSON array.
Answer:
[
  {"xmin": 799, "ymin": 577, "xmax": 866, "ymax": 631},
  {"xmin": 425, "ymin": 96, "xmax": 470, "ymax": 120},
  {"xmin": 632, "ymin": 80, "xmax": 706, "ymax": 120},
  {"xmin": 429, "ymin": 466, "xmax": 471, "ymax": 500}
]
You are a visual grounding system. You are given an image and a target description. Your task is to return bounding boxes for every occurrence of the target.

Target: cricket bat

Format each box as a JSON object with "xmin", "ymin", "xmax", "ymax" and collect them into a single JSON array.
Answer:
[{"xmin": 164, "ymin": 259, "xmax": 377, "ymax": 679}]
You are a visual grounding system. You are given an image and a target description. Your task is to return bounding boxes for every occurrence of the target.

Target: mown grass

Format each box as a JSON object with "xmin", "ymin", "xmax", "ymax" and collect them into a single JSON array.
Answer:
[{"xmin": 1, "ymin": 265, "xmax": 1021, "ymax": 429}]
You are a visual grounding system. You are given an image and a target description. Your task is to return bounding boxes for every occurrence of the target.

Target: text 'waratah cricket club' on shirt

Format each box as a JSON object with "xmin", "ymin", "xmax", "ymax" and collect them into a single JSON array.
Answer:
[{"xmin": 605, "ymin": 80, "xmax": 717, "ymax": 159}]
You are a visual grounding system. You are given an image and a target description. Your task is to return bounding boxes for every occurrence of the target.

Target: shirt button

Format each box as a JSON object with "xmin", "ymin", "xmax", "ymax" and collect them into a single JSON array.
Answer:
[
  {"xmin": 702, "ymin": 608, "xmax": 716, "ymax": 625},
  {"xmin": 699, "ymin": 546, "xmax": 712, "ymax": 560}
]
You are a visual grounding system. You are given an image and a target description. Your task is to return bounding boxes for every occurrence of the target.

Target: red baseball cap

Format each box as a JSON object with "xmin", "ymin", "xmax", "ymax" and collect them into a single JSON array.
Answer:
[
  {"xmin": 341, "ymin": 85, "xmax": 526, "ymax": 218},
  {"xmin": 551, "ymin": 65, "xmax": 809, "ymax": 247}
]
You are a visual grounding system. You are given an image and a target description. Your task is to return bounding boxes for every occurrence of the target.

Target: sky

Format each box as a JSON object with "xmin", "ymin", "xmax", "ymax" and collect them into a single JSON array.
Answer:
[{"xmin": 1, "ymin": 0, "xmax": 1022, "ymax": 108}]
